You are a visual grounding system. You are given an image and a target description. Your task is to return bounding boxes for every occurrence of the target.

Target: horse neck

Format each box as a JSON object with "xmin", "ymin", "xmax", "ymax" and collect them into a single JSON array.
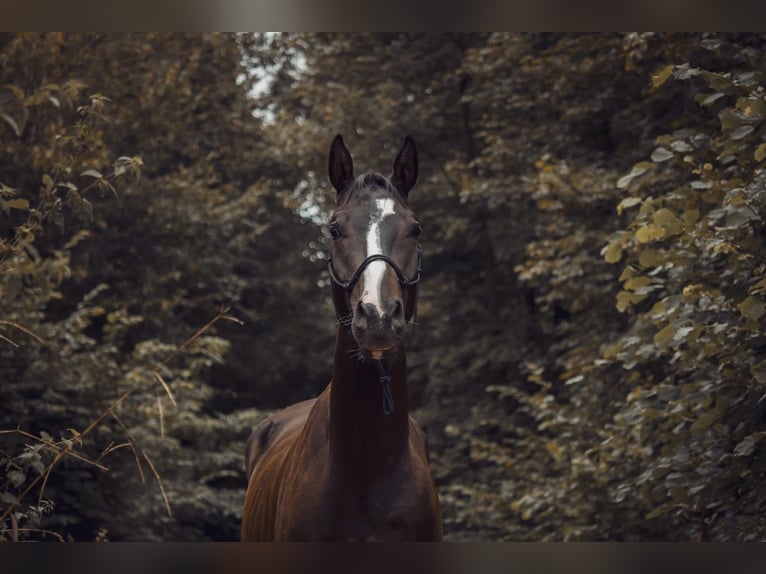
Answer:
[{"xmin": 329, "ymin": 325, "xmax": 410, "ymax": 477}]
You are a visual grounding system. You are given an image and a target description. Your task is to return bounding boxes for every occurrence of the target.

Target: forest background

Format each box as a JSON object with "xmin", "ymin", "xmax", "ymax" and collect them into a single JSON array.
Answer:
[{"xmin": 1, "ymin": 32, "xmax": 765, "ymax": 541}]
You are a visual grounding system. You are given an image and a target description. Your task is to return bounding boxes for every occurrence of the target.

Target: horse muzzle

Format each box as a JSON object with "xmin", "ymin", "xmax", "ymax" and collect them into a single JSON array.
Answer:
[{"xmin": 351, "ymin": 298, "xmax": 406, "ymax": 357}]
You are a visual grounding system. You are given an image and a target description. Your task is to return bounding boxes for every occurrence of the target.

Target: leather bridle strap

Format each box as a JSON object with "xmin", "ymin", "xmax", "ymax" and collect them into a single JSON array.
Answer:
[
  {"xmin": 327, "ymin": 246, "xmax": 422, "ymax": 323},
  {"xmin": 375, "ymin": 360, "xmax": 395, "ymax": 416}
]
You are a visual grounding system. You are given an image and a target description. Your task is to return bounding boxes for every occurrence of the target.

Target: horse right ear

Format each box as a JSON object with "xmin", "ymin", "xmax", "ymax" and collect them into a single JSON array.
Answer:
[{"xmin": 328, "ymin": 134, "xmax": 354, "ymax": 195}]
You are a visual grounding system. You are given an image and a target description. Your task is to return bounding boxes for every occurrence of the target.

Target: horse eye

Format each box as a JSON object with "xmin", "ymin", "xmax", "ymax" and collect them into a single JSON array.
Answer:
[
  {"xmin": 329, "ymin": 225, "xmax": 342, "ymax": 240},
  {"xmin": 410, "ymin": 223, "xmax": 422, "ymax": 238}
]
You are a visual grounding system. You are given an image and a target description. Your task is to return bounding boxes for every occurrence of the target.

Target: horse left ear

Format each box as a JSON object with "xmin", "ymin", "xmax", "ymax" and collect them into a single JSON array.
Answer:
[
  {"xmin": 329, "ymin": 134, "xmax": 354, "ymax": 194},
  {"xmin": 393, "ymin": 135, "xmax": 418, "ymax": 196}
]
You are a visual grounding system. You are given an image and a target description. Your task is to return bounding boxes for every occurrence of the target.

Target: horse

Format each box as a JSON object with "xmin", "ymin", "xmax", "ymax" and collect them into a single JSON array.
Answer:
[{"xmin": 240, "ymin": 134, "xmax": 442, "ymax": 541}]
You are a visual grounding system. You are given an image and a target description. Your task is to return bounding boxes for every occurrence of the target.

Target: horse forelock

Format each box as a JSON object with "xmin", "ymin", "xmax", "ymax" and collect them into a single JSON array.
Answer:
[{"xmin": 337, "ymin": 171, "xmax": 407, "ymax": 207}]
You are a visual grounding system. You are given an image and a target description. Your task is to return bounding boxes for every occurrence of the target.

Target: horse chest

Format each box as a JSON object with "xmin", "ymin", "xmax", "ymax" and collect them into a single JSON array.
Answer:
[{"xmin": 276, "ymin": 458, "xmax": 435, "ymax": 541}]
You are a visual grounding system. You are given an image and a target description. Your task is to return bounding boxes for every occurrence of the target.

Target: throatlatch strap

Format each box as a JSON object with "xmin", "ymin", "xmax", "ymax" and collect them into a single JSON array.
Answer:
[{"xmin": 375, "ymin": 360, "xmax": 395, "ymax": 416}]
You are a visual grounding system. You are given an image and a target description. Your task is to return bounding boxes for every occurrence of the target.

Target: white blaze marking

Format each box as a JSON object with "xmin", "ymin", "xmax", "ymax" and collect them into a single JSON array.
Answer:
[{"xmin": 362, "ymin": 198, "xmax": 396, "ymax": 315}]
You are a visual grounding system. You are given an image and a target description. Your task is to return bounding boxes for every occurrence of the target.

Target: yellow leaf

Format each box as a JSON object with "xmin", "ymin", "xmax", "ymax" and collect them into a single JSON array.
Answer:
[
  {"xmin": 617, "ymin": 197, "xmax": 642, "ymax": 215},
  {"xmin": 653, "ymin": 208, "xmax": 683, "ymax": 236},
  {"xmin": 545, "ymin": 441, "xmax": 563, "ymax": 462},
  {"xmin": 749, "ymin": 278, "xmax": 766, "ymax": 295},
  {"xmin": 639, "ymin": 248, "xmax": 663, "ymax": 268},
  {"xmin": 603, "ymin": 343, "xmax": 620, "ymax": 359},
  {"xmin": 619, "ymin": 266, "xmax": 636, "ymax": 281},
  {"xmin": 654, "ymin": 324, "xmax": 676, "ymax": 348},
  {"xmin": 682, "ymin": 209, "xmax": 700, "ymax": 227},
  {"xmin": 738, "ymin": 296, "xmax": 766, "ymax": 321},
  {"xmin": 617, "ymin": 162, "xmax": 654, "ymax": 189},
  {"xmin": 616, "ymin": 291, "xmax": 646, "ymax": 312},
  {"xmin": 624, "ymin": 276, "xmax": 651, "ymax": 291},
  {"xmin": 616, "ymin": 291, "xmax": 634, "ymax": 312},
  {"xmin": 650, "ymin": 300, "xmax": 667, "ymax": 319},
  {"xmin": 603, "ymin": 240, "xmax": 623, "ymax": 264},
  {"xmin": 683, "ymin": 284, "xmax": 702, "ymax": 298},
  {"xmin": 651, "ymin": 65, "xmax": 675, "ymax": 89},
  {"xmin": 6, "ymin": 198, "xmax": 29, "ymax": 210},
  {"xmin": 646, "ymin": 503, "xmax": 674, "ymax": 520},
  {"xmin": 636, "ymin": 224, "xmax": 665, "ymax": 243},
  {"xmin": 690, "ymin": 410, "xmax": 719, "ymax": 434},
  {"xmin": 1, "ymin": 113, "xmax": 20, "ymax": 136},
  {"xmin": 755, "ymin": 143, "xmax": 766, "ymax": 163}
]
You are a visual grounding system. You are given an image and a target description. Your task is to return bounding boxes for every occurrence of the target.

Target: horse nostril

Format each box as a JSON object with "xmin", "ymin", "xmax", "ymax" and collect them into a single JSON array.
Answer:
[
  {"xmin": 385, "ymin": 298, "xmax": 404, "ymax": 325},
  {"xmin": 354, "ymin": 301, "xmax": 375, "ymax": 329}
]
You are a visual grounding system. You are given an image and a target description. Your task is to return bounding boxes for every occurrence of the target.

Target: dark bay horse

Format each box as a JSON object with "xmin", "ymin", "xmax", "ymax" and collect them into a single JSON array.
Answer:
[{"xmin": 240, "ymin": 135, "xmax": 442, "ymax": 541}]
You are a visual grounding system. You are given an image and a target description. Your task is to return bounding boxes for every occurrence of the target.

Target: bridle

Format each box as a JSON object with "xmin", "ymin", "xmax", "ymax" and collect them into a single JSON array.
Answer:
[
  {"xmin": 327, "ymin": 247, "xmax": 422, "ymax": 320},
  {"xmin": 326, "ymin": 245, "xmax": 422, "ymax": 416}
]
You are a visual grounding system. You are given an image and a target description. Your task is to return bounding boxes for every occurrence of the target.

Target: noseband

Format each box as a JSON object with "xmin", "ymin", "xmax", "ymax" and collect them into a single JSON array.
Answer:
[
  {"xmin": 327, "ymin": 246, "xmax": 422, "ymax": 416},
  {"xmin": 327, "ymin": 246, "xmax": 422, "ymax": 322}
]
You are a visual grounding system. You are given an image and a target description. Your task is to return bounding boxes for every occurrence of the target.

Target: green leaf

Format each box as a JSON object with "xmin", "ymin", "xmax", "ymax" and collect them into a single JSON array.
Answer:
[
  {"xmin": 734, "ymin": 432, "xmax": 766, "ymax": 457},
  {"xmin": 646, "ymin": 503, "xmax": 674, "ymax": 520},
  {"xmin": 650, "ymin": 147, "xmax": 674, "ymax": 162},
  {"xmin": 731, "ymin": 125, "xmax": 754, "ymax": 140},
  {"xmin": 749, "ymin": 278, "xmax": 766, "ymax": 295},
  {"xmin": 2, "ymin": 83, "xmax": 25, "ymax": 100},
  {"xmin": 8, "ymin": 469, "xmax": 25, "ymax": 487},
  {"xmin": 737, "ymin": 96, "xmax": 766, "ymax": 120},
  {"xmin": 751, "ymin": 362, "xmax": 766, "ymax": 385},
  {"xmin": 690, "ymin": 410, "xmax": 719, "ymax": 434},
  {"xmin": 670, "ymin": 140, "xmax": 692, "ymax": 152},
  {"xmin": 617, "ymin": 162, "xmax": 653, "ymax": 189},
  {"xmin": 0, "ymin": 492, "xmax": 19, "ymax": 505},
  {"xmin": 1, "ymin": 112, "xmax": 20, "ymax": 136},
  {"xmin": 696, "ymin": 92, "xmax": 725, "ymax": 106},
  {"xmin": 617, "ymin": 197, "xmax": 642, "ymax": 215},
  {"xmin": 701, "ymin": 70, "xmax": 734, "ymax": 92},
  {"xmin": 673, "ymin": 325, "xmax": 695, "ymax": 343},
  {"xmin": 718, "ymin": 108, "xmax": 741, "ymax": 131}
]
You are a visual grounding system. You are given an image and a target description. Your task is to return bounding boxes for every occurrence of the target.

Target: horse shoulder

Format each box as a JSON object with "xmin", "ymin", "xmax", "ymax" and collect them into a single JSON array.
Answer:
[
  {"xmin": 408, "ymin": 416, "xmax": 432, "ymax": 464},
  {"xmin": 241, "ymin": 397, "xmax": 318, "ymax": 541},
  {"xmin": 399, "ymin": 417, "xmax": 442, "ymax": 540},
  {"xmin": 244, "ymin": 397, "xmax": 316, "ymax": 479}
]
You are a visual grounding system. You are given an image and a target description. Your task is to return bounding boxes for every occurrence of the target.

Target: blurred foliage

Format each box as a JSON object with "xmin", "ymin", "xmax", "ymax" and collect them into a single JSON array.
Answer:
[
  {"xmin": 0, "ymin": 32, "xmax": 324, "ymax": 541},
  {"xmin": 1, "ymin": 33, "xmax": 765, "ymax": 541}
]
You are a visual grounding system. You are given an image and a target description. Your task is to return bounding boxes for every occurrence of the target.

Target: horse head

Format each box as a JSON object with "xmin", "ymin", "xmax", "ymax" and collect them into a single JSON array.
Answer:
[{"xmin": 327, "ymin": 135, "xmax": 422, "ymax": 361}]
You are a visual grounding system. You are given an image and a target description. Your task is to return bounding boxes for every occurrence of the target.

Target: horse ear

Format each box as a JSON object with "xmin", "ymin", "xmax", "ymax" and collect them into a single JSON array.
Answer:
[
  {"xmin": 328, "ymin": 134, "xmax": 354, "ymax": 194},
  {"xmin": 393, "ymin": 135, "xmax": 418, "ymax": 196}
]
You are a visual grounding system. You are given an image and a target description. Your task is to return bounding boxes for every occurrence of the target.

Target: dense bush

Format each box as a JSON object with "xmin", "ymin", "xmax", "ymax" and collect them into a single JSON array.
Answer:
[
  {"xmin": 0, "ymin": 33, "xmax": 320, "ymax": 541},
  {"xmin": 1, "ymin": 33, "xmax": 764, "ymax": 541}
]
